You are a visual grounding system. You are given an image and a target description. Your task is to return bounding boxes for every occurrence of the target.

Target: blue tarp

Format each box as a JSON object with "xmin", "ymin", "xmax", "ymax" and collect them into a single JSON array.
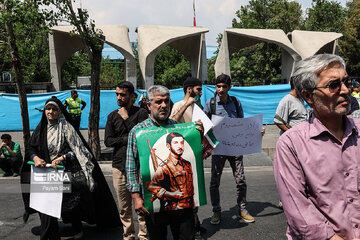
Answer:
[{"xmin": 0, "ymin": 84, "xmax": 290, "ymax": 131}]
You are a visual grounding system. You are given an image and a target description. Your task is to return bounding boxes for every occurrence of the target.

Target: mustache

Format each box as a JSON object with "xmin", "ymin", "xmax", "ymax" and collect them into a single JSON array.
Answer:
[
  {"xmin": 159, "ymin": 107, "xmax": 169, "ymax": 112},
  {"xmin": 339, "ymin": 95, "xmax": 350, "ymax": 103}
]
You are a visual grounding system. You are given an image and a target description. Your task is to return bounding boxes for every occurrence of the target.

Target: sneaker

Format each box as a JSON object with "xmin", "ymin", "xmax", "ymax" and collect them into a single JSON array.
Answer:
[
  {"xmin": 239, "ymin": 209, "xmax": 255, "ymax": 223},
  {"xmin": 13, "ymin": 173, "xmax": 20, "ymax": 177},
  {"xmin": 2, "ymin": 172, "xmax": 12, "ymax": 177},
  {"xmin": 31, "ymin": 226, "xmax": 41, "ymax": 236},
  {"xmin": 210, "ymin": 211, "xmax": 221, "ymax": 225}
]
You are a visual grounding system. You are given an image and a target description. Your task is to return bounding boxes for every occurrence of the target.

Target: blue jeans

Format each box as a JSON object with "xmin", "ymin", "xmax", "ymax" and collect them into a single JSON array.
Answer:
[{"xmin": 210, "ymin": 155, "xmax": 247, "ymax": 212}]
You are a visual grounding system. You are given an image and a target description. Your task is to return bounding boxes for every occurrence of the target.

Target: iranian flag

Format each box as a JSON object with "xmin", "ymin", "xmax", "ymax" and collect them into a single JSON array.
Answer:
[{"xmin": 136, "ymin": 122, "xmax": 206, "ymax": 213}]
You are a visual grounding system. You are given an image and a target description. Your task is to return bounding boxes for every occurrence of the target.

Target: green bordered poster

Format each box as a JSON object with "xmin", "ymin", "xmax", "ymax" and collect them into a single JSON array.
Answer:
[{"xmin": 136, "ymin": 122, "xmax": 206, "ymax": 213}]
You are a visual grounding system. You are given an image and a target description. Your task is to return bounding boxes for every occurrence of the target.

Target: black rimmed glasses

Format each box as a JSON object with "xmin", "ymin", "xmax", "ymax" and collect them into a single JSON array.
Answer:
[{"xmin": 312, "ymin": 78, "xmax": 352, "ymax": 93}]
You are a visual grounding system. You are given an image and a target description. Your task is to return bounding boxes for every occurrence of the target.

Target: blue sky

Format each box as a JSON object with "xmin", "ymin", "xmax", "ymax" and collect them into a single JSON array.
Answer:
[{"xmin": 78, "ymin": 0, "xmax": 348, "ymax": 46}]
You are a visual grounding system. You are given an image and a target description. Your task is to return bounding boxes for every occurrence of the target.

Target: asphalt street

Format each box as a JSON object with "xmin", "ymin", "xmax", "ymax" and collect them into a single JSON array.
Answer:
[{"xmin": 0, "ymin": 162, "xmax": 287, "ymax": 240}]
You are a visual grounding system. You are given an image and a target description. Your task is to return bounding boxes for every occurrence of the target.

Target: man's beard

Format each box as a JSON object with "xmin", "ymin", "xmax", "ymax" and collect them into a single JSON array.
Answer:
[
  {"xmin": 154, "ymin": 108, "xmax": 170, "ymax": 121},
  {"xmin": 190, "ymin": 90, "xmax": 197, "ymax": 98},
  {"xmin": 170, "ymin": 147, "xmax": 183, "ymax": 157}
]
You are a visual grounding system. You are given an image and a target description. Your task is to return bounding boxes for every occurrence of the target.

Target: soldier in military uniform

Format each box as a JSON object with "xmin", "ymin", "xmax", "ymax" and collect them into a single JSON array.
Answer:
[
  {"xmin": 64, "ymin": 90, "xmax": 86, "ymax": 130},
  {"xmin": 147, "ymin": 132, "xmax": 194, "ymax": 212}
]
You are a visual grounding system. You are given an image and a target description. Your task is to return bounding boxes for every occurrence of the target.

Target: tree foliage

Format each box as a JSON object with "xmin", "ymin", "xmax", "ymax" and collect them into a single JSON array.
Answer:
[
  {"xmin": 230, "ymin": 0, "xmax": 302, "ymax": 85},
  {"xmin": 154, "ymin": 46, "xmax": 191, "ymax": 88},
  {"xmin": 305, "ymin": 0, "xmax": 347, "ymax": 32},
  {"xmin": 0, "ymin": 0, "xmax": 59, "ymax": 145},
  {"xmin": 339, "ymin": 0, "xmax": 360, "ymax": 76}
]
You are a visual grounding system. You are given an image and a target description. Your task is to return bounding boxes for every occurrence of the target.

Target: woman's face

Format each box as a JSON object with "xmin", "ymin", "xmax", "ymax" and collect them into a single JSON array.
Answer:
[{"xmin": 45, "ymin": 104, "xmax": 59, "ymax": 121}]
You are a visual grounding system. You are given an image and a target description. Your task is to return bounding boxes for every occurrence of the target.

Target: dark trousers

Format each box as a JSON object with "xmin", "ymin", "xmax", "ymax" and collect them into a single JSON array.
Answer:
[
  {"xmin": 70, "ymin": 115, "xmax": 81, "ymax": 130},
  {"xmin": 39, "ymin": 213, "xmax": 60, "ymax": 240},
  {"xmin": 210, "ymin": 155, "xmax": 247, "ymax": 212},
  {"xmin": 145, "ymin": 208, "xmax": 194, "ymax": 240},
  {"xmin": 0, "ymin": 157, "xmax": 22, "ymax": 174}
]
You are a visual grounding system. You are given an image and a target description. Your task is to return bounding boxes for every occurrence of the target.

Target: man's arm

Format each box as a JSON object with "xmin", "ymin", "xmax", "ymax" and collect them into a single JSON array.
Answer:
[
  {"xmin": 81, "ymin": 100, "xmax": 86, "ymax": 110},
  {"xmin": 274, "ymin": 98, "xmax": 290, "ymax": 131},
  {"xmin": 274, "ymin": 136, "xmax": 336, "ymax": 239},
  {"xmin": 1, "ymin": 142, "xmax": 17, "ymax": 157},
  {"xmin": 274, "ymin": 122, "xmax": 289, "ymax": 132},
  {"xmin": 126, "ymin": 127, "xmax": 149, "ymax": 215},
  {"xmin": 170, "ymin": 98, "xmax": 196, "ymax": 122}
]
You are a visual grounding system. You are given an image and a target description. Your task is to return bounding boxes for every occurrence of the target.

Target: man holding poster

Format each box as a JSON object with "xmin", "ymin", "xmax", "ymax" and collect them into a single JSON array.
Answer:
[
  {"xmin": 204, "ymin": 73, "xmax": 255, "ymax": 225},
  {"xmin": 126, "ymin": 85, "xmax": 205, "ymax": 240}
]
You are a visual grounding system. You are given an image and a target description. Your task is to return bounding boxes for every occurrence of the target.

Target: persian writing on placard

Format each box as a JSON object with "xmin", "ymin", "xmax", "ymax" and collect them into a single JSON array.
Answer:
[{"xmin": 211, "ymin": 114, "xmax": 263, "ymax": 156}]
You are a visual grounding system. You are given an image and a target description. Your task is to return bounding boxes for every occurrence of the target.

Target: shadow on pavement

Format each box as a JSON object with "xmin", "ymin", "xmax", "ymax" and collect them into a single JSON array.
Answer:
[{"xmin": 200, "ymin": 201, "xmax": 283, "ymax": 239}]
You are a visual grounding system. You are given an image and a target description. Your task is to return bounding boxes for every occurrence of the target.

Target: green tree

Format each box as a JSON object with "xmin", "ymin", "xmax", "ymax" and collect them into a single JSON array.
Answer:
[
  {"xmin": 305, "ymin": 0, "xmax": 347, "ymax": 32},
  {"xmin": 61, "ymin": 51, "xmax": 90, "ymax": 88},
  {"xmin": 52, "ymin": 1, "xmax": 105, "ymax": 159},
  {"xmin": 0, "ymin": 0, "xmax": 58, "ymax": 145},
  {"xmin": 154, "ymin": 46, "xmax": 191, "ymax": 88},
  {"xmin": 231, "ymin": 0, "xmax": 303, "ymax": 85},
  {"xmin": 339, "ymin": 0, "xmax": 360, "ymax": 76}
]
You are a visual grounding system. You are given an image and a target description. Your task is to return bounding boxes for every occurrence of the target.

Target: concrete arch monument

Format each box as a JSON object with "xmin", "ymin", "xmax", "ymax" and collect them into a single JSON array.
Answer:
[
  {"xmin": 136, "ymin": 25, "xmax": 209, "ymax": 89},
  {"xmin": 289, "ymin": 30, "xmax": 342, "ymax": 59},
  {"xmin": 214, "ymin": 29, "xmax": 342, "ymax": 82},
  {"xmin": 214, "ymin": 28, "xmax": 302, "ymax": 82},
  {"xmin": 49, "ymin": 24, "xmax": 136, "ymax": 91}
]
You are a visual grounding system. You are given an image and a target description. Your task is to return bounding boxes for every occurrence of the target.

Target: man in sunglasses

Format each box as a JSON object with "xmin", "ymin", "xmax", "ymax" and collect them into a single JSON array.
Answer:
[{"xmin": 274, "ymin": 54, "xmax": 360, "ymax": 240}]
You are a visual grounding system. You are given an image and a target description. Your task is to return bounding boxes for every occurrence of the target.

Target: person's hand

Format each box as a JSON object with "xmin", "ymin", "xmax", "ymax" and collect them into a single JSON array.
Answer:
[
  {"xmin": 261, "ymin": 127, "xmax": 266, "ymax": 136},
  {"xmin": 132, "ymin": 193, "xmax": 150, "ymax": 216},
  {"xmin": 34, "ymin": 156, "xmax": 46, "ymax": 168},
  {"xmin": 186, "ymin": 97, "xmax": 196, "ymax": 107},
  {"xmin": 51, "ymin": 156, "xmax": 64, "ymax": 169},
  {"xmin": 118, "ymin": 107, "xmax": 129, "ymax": 120},
  {"xmin": 166, "ymin": 190, "xmax": 185, "ymax": 199},
  {"xmin": 330, "ymin": 234, "xmax": 344, "ymax": 240},
  {"xmin": 0, "ymin": 142, "xmax": 7, "ymax": 148},
  {"xmin": 195, "ymin": 120, "xmax": 204, "ymax": 139}
]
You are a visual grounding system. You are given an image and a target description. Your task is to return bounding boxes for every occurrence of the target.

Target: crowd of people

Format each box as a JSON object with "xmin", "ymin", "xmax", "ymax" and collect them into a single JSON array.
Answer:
[{"xmin": 1, "ymin": 53, "xmax": 360, "ymax": 240}]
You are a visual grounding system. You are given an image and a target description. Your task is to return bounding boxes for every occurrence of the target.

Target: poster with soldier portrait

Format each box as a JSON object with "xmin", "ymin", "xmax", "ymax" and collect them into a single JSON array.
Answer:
[{"xmin": 136, "ymin": 122, "xmax": 206, "ymax": 213}]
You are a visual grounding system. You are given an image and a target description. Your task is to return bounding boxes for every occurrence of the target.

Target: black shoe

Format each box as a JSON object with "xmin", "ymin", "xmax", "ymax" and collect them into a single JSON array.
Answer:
[
  {"xmin": 31, "ymin": 226, "xmax": 41, "ymax": 236},
  {"xmin": 13, "ymin": 173, "xmax": 20, "ymax": 177},
  {"xmin": 2, "ymin": 172, "xmax": 12, "ymax": 177},
  {"xmin": 23, "ymin": 211, "xmax": 30, "ymax": 223},
  {"xmin": 194, "ymin": 230, "xmax": 205, "ymax": 240},
  {"xmin": 61, "ymin": 229, "xmax": 83, "ymax": 240}
]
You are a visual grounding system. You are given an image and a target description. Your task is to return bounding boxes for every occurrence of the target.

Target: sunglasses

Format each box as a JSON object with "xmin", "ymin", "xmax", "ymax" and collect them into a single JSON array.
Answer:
[{"xmin": 313, "ymin": 78, "xmax": 352, "ymax": 93}]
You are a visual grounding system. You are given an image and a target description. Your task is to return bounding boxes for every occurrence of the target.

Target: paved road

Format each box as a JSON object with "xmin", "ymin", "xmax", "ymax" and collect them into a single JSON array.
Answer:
[{"xmin": 0, "ymin": 165, "xmax": 287, "ymax": 240}]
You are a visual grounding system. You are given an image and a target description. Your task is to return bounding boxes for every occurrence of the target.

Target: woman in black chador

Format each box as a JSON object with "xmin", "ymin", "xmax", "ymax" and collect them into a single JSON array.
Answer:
[{"xmin": 21, "ymin": 96, "xmax": 121, "ymax": 240}]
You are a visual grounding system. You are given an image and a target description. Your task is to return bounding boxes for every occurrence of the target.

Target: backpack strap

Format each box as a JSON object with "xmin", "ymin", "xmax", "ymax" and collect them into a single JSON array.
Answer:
[
  {"xmin": 230, "ymin": 96, "xmax": 242, "ymax": 118},
  {"xmin": 210, "ymin": 97, "xmax": 216, "ymax": 119}
]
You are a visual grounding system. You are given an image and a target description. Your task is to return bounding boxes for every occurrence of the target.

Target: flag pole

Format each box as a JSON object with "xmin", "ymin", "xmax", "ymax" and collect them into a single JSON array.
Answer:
[{"xmin": 193, "ymin": 0, "xmax": 197, "ymax": 27}]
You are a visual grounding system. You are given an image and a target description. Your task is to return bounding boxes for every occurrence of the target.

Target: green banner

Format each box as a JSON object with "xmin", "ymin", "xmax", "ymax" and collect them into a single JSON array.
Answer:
[{"xmin": 136, "ymin": 122, "xmax": 206, "ymax": 213}]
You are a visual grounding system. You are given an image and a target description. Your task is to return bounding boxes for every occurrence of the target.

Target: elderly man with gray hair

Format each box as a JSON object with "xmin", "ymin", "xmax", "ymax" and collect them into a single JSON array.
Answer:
[{"xmin": 274, "ymin": 54, "xmax": 360, "ymax": 240}]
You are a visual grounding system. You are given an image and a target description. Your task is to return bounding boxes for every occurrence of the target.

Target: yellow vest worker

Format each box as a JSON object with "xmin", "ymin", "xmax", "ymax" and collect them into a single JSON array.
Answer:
[{"xmin": 64, "ymin": 90, "xmax": 86, "ymax": 130}]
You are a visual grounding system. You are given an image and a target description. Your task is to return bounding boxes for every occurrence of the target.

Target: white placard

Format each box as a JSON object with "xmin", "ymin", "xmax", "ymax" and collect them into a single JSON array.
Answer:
[
  {"xmin": 30, "ymin": 166, "xmax": 63, "ymax": 219},
  {"xmin": 212, "ymin": 114, "xmax": 263, "ymax": 156},
  {"xmin": 192, "ymin": 104, "xmax": 214, "ymax": 135}
]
